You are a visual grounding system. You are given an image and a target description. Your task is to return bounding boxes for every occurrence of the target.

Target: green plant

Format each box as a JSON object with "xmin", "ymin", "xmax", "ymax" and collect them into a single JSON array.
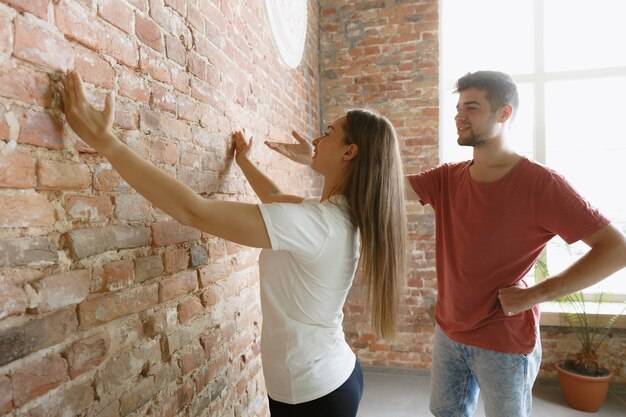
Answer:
[{"xmin": 558, "ymin": 291, "xmax": 626, "ymax": 377}]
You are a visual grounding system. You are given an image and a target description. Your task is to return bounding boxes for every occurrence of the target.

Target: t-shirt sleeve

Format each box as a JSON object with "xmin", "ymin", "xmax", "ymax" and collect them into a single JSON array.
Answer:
[
  {"xmin": 258, "ymin": 199, "xmax": 330, "ymax": 261},
  {"xmin": 408, "ymin": 165, "xmax": 443, "ymax": 206},
  {"xmin": 536, "ymin": 170, "xmax": 610, "ymax": 244}
]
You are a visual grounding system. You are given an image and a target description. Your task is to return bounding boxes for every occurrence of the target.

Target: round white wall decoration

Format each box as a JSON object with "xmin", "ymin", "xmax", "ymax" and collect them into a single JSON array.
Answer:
[{"xmin": 264, "ymin": 0, "xmax": 308, "ymax": 68}]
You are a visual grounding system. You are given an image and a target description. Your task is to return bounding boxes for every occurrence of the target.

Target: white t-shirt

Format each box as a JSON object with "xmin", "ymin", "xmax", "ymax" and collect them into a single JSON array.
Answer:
[{"xmin": 257, "ymin": 196, "xmax": 360, "ymax": 404}]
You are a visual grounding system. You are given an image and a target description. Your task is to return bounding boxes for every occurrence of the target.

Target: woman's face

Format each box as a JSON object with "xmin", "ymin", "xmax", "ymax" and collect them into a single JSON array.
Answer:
[{"xmin": 310, "ymin": 115, "xmax": 350, "ymax": 176}]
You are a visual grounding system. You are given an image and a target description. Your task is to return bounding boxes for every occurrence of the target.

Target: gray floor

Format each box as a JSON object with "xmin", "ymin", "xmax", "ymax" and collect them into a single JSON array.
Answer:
[{"xmin": 357, "ymin": 367, "xmax": 626, "ymax": 417}]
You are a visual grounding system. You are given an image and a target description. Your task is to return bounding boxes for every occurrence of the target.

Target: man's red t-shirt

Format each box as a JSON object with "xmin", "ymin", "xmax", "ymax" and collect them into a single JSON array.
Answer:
[{"xmin": 409, "ymin": 157, "xmax": 609, "ymax": 353}]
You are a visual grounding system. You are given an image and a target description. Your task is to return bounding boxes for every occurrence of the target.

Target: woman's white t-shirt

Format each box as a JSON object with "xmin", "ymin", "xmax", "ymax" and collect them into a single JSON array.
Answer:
[{"xmin": 257, "ymin": 196, "xmax": 360, "ymax": 404}]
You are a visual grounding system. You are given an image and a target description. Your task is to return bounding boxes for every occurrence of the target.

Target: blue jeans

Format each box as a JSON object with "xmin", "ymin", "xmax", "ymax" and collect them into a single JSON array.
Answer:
[{"xmin": 430, "ymin": 326, "xmax": 541, "ymax": 417}]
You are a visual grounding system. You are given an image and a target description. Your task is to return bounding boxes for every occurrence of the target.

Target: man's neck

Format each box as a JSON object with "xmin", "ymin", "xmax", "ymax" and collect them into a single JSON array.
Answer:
[{"xmin": 469, "ymin": 136, "xmax": 522, "ymax": 182}]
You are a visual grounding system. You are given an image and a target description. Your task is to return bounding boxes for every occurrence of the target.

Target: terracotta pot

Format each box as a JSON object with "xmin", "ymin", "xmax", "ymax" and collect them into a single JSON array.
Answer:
[{"xmin": 555, "ymin": 363, "xmax": 613, "ymax": 412}]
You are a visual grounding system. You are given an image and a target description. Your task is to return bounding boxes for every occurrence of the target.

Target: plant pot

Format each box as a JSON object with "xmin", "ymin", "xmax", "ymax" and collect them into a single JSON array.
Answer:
[{"xmin": 556, "ymin": 363, "xmax": 613, "ymax": 412}]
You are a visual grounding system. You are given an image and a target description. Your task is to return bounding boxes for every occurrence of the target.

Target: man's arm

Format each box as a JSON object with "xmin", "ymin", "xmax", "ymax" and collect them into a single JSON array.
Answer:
[{"xmin": 499, "ymin": 223, "xmax": 626, "ymax": 315}]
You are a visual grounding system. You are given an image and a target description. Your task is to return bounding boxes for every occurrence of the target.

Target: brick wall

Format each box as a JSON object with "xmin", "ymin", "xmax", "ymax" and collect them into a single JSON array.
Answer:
[
  {"xmin": 0, "ymin": 0, "xmax": 320, "ymax": 416},
  {"xmin": 319, "ymin": 0, "xmax": 440, "ymax": 369}
]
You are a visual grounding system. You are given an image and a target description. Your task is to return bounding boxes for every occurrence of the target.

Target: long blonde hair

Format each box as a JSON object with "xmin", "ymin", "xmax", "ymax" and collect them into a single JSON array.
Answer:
[{"xmin": 340, "ymin": 109, "xmax": 407, "ymax": 340}]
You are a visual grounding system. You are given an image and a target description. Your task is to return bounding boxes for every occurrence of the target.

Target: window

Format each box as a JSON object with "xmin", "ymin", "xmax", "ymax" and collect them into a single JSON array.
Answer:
[{"xmin": 440, "ymin": 0, "xmax": 626, "ymax": 299}]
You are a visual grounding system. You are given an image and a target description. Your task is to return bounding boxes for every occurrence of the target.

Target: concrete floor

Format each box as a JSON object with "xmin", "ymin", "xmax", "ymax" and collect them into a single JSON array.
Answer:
[{"xmin": 357, "ymin": 367, "xmax": 626, "ymax": 417}]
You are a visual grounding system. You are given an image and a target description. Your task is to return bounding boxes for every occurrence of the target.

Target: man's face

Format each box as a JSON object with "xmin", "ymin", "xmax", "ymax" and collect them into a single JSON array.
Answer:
[{"xmin": 454, "ymin": 88, "xmax": 503, "ymax": 147}]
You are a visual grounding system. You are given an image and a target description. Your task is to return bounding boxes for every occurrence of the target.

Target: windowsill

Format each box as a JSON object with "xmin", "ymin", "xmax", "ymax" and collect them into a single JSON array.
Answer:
[{"xmin": 539, "ymin": 302, "xmax": 626, "ymax": 329}]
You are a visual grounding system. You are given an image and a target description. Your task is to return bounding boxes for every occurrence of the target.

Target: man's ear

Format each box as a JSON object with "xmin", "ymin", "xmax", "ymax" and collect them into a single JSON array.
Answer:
[
  {"xmin": 499, "ymin": 104, "xmax": 513, "ymax": 122},
  {"xmin": 343, "ymin": 143, "xmax": 358, "ymax": 161}
]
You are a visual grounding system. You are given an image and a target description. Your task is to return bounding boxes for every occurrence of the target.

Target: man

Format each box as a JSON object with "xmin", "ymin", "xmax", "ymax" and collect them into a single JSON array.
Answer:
[
  {"xmin": 406, "ymin": 70, "xmax": 626, "ymax": 417},
  {"xmin": 265, "ymin": 70, "xmax": 626, "ymax": 417}
]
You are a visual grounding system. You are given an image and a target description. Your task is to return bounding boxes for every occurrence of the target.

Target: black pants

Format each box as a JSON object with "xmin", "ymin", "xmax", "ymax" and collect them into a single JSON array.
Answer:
[{"xmin": 268, "ymin": 359, "xmax": 364, "ymax": 417}]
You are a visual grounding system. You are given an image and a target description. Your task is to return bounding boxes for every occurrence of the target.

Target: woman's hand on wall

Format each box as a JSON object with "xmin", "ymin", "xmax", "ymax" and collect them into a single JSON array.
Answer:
[
  {"xmin": 60, "ymin": 70, "xmax": 118, "ymax": 155},
  {"xmin": 233, "ymin": 130, "xmax": 254, "ymax": 165},
  {"xmin": 265, "ymin": 130, "xmax": 313, "ymax": 166}
]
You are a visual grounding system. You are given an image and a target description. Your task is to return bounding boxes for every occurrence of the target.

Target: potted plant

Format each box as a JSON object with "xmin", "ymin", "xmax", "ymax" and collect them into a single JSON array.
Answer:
[{"xmin": 555, "ymin": 291, "xmax": 626, "ymax": 412}]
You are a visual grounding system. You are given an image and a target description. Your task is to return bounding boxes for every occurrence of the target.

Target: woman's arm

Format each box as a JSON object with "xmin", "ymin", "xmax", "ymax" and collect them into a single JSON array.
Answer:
[
  {"xmin": 61, "ymin": 70, "xmax": 270, "ymax": 248},
  {"xmin": 264, "ymin": 130, "xmax": 313, "ymax": 166},
  {"xmin": 233, "ymin": 131, "xmax": 304, "ymax": 204}
]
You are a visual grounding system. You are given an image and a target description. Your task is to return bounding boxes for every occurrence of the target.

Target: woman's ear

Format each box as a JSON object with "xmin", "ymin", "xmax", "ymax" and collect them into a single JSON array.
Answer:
[{"xmin": 343, "ymin": 143, "xmax": 358, "ymax": 161}]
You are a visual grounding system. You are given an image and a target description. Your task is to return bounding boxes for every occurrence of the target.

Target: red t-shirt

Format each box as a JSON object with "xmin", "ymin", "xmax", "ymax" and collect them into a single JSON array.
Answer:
[{"xmin": 409, "ymin": 157, "xmax": 609, "ymax": 353}]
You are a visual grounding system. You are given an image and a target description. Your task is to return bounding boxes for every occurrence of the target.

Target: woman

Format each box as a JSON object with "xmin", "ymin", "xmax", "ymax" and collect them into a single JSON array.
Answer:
[{"xmin": 60, "ymin": 70, "xmax": 407, "ymax": 417}]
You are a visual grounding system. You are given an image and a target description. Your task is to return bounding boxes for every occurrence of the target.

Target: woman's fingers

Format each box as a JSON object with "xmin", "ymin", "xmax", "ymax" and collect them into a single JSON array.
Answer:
[
  {"xmin": 291, "ymin": 130, "xmax": 308, "ymax": 144},
  {"xmin": 103, "ymin": 92, "xmax": 115, "ymax": 126},
  {"xmin": 71, "ymin": 70, "xmax": 87, "ymax": 103}
]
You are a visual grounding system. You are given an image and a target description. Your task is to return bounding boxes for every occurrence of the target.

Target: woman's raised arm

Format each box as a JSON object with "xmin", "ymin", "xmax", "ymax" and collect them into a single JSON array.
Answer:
[{"xmin": 60, "ymin": 70, "xmax": 270, "ymax": 248}]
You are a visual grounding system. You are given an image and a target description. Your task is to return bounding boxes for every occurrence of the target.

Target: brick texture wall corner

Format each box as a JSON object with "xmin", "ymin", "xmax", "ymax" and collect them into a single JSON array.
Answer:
[{"xmin": 0, "ymin": 0, "xmax": 320, "ymax": 416}]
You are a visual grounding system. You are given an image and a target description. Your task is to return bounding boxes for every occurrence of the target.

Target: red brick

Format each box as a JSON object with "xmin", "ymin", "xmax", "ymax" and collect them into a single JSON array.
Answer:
[
  {"xmin": 0, "ymin": 66, "xmax": 51, "ymax": 106},
  {"xmin": 151, "ymin": 220, "xmax": 202, "ymax": 246},
  {"xmin": 34, "ymin": 270, "xmax": 90, "ymax": 313},
  {"xmin": 0, "ymin": 236, "xmax": 58, "ymax": 268},
  {"xmin": 12, "ymin": 355, "xmax": 69, "ymax": 406},
  {"xmin": 163, "ymin": 247, "xmax": 189, "ymax": 274},
  {"xmin": 187, "ymin": 51, "xmax": 208, "ymax": 79},
  {"xmin": 74, "ymin": 49, "xmax": 116, "ymax": 90},
  {"xmin": 139, "ymin": 46, "xmax": 171, "ymax": 83},
  {"xmin": 4, "ymin": 0, "xmax": 47, "ymax": 19},
  {"xmin": 176, "ymin": 95, "xmax": 201, "ymax": 123},
  {"xmin": 79, "ymin": 283, "xmax": 158, "ymax": 327},
  {"xmin": 0, "ymin": 152, "xmax": 37, "ymax": 188},
  {"xmin": 96, "ymin": 339, "xmax": 160, "ymax": 394},
  {"xmin": 37, "ymin": 159, "xmax": 91, "ymax": 190},
  {"xmin": 158, "ymin": 270, "xmax": 198, "ymax": 302},
  {"xmin": 65, "ymin": 331, "xmax": 110, "ymax": 378},
  {"xmin": 0, "ymin": 374, "xmax": 11, "ymax": 413},
  {"xmin": 0, "ymin": 7, "xmax": 11, "ymax": 54},
  {"xmin": 22, "ymin": 381, "xmax": 93, "ymax": 417},
  {"xmin": 135, "ymin": 13, "xmax": 162, "ymax": 52},
  {"xmin": 178, "ymin": 296, "xmax": 203, "ymax": 323},
  {"xmin": 114, "ymin": 193, "xmax": 150, "ymax": 221},
  {"xmin": 134, "ymin": 255, "xmax": 164, "ymax": 284},
  {"xmin": 179, "ymin": 344, "xmax": 203, "ymax": 374},
  {"xmin": 0, "ymin": 194, "xmax": 55, "ymax": 227},
  {"xmin": 55, "ymin": 1, "xmax": 138, "ymax": 68},
  {"xmin": 143, "ymin": 309, "xmax": 167, "ymax": 336},
  {"xmin": 18, "ymin": 108, "xmax": 64, "ymax": 150},
  {"xmin": 14, "ymin": 16, "xmax": 74, "ymax": 71},
  {"xmin": 164, "ymin": 0, "xmax": 187, "ymax": 18},
  {"xmin": 0, "ymin": 284, "xmax": 28, "ymax": 319},
  {"xmin": 119, "ymin": 376, "xmax": 156, "ymax": 415},
  {"xmin": 98, "ymin": 0, "xmax": 134, "ymax": 34},
  {"xmin": 198, "ymin": 263, "xmax": 233, "ymax": 286},
  {"xmin": 165, "ymin": 34, "xmax": 186, "ymax": 66},
  {"xmin": 151, "ymin": 84, "xmax": 177, "ymax": 115},
  {"xmin": 113, "ymin": 101, "xmax": 140, "ymax": 130},
  {"xmin": 118, "ymin": 69, "xmax": 151, "ymax": 104},
  {"xmin": 0, "ymin": 307, "xmax": 77, "ymax": 367},
  {"xmin": 0, "ymin": 106, "xmax": 8, "ymax": 141},
  {"xmin": 65, "ymin": 195, "xmax": 113, "ymax": 221},
  {"xmin": 101, "ymin": 259, "xmax": 134, "ymax": 291},
  {"xmin": 168, "ymin": 63, "xmax": 191, "ymax": 94},
  {"xmin": 66, "ymin": 225, "xmax": 150, "ymax": 258},
  {"xmin": 150, "ymin": 137, "xmax": 179, "ymax": 164},
  {"xmin": 92, "ymin": 163, "xmax": 125, "ymax": 192},
  {"xmin": 185, "ymin": 4, "xmax": 203, "ymax": 32},
  {"xmin": 159, "ymin": 110, "xmax": 192, "ymax": 141}
]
